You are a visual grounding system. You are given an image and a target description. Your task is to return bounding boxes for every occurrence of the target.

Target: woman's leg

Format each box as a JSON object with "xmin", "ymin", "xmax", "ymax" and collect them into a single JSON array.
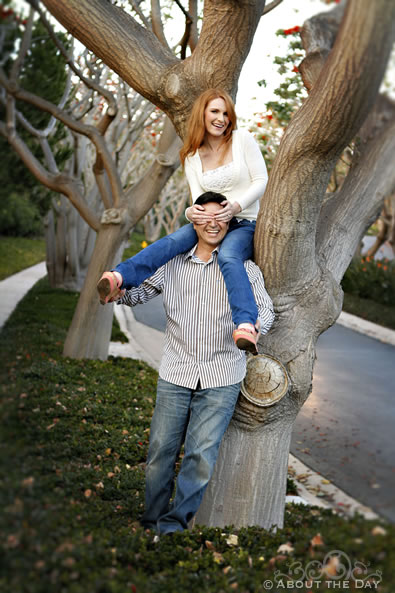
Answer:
[
  {"xmin": 115, "ymin": 224, "xmax": 197, "ymax": 289},
  {"xmin": 217, "ymin": 220, "xmax": 258, "ymax": 327}
]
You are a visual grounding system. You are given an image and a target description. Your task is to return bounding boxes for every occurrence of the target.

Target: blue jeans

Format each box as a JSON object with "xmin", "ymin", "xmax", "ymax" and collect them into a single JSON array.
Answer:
[
  {"xmin": 115, "ymin": 220, "xmax": 258, "ymax": 326},
  {"xmin": 140, "ymin": 378, "xmax": 240, "ymax": 534}
]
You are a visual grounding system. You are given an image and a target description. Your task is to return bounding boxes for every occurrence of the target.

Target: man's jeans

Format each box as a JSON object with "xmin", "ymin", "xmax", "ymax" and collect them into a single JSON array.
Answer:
[
  {"xmin": 140, "ymin": 378, "xmax": 240, "ymax": 534},
  {"xmin": 114, "ymin": 220, "xmax": 258, "ymax": 327}
]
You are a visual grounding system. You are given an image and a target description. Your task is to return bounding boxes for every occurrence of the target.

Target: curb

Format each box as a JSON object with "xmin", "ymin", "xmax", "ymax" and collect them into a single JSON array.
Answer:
[{"xmin": 337, "ymin": 311, "xmax": 395, "ymax": 346}]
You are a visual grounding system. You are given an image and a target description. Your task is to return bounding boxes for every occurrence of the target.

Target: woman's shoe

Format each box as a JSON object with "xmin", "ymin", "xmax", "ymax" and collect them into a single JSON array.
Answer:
[
  {"xmin": 232, "ymin": 324, "xmax": 259, "ymax": 355},
  {"xmin": 97, "ymin": 271, "xmax": 122, "ymax": 305}
]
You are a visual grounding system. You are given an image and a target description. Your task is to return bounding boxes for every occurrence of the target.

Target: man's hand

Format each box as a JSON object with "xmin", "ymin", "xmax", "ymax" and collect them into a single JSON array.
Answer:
[{"xmin": 214, "ymin": 200, "xmax": 241, "ymax": 222}]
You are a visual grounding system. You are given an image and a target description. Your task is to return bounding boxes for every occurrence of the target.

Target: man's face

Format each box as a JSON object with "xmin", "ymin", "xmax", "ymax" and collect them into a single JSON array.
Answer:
[{"xmin": 193, "ymin": 202, "xmax": 229, "ymax": 248}]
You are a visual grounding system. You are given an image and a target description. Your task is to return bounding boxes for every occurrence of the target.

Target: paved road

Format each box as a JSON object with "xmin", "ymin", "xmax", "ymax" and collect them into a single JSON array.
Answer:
[{"xmin": 133, "ymin": 296, "xmax": 395, "ymax": 523}]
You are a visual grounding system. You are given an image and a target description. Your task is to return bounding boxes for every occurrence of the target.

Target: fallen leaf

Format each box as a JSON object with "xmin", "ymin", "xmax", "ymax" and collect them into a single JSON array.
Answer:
[
  {"xmin": 21, "ymin": 477, "xmax": 35, "ymax": 488},
  {"xmin": 226, "ymin": 534, "xmax": 239, "ymax": 547},
  {"xmin": 269, "ymin": 554, "xmax": 288, "ymax": 567},
  {"xmin": 371, "ymin": 526, "xmax": 387, "ymax": 536},
  {"xmin": 213, "ymin": 551, "xmax": 224, "ymax": 564},
  {"xmin": 323, "ymin": 554, "xmax": 339, "ymax": 576},
  {"xmin": 310, "ymin": 533, "xmax": 324, "ymax": 547},
  {"xmin": 277, "ymin": 542, "xmax": 294, "ymax": 555},
  {"xmin": 205, "ymin": 540, "xmax": 215, "ymax": 550},
  {"xmin": 6, "ymin": 534, "xmax": 20, "ymax": 549}
]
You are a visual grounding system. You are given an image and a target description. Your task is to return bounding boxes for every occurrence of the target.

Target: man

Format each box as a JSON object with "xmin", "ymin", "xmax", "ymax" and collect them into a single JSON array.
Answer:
[{"xmin": 106, "ymin": 192, "xmax": 274, "ymax": 535}]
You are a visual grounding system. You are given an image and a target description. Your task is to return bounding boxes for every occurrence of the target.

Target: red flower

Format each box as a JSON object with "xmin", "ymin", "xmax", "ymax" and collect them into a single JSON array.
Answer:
[
  {"xmin": 257, "ymin": 122, "xmax": 262, "ymax": 127},
  {"xmin": 266, "ymin": 114, "xmax": 273, "ymax": 120},
  {"xmin": 283, "ymin": 25, "xmax": 300, "ymax": 35},
  {"xmin": 292, "ymin": 65, "xmax": 299, "ymax": 73}
]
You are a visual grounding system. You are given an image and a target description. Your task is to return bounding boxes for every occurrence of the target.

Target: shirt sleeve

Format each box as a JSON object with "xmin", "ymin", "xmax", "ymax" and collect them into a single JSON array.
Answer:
[
  {"xmin": 117, "ymin": 266, "xmax": 165, "ymax": 307},
  {"xmin": 236, "ymin": 130, "xmax": 268, "ymax": 212},
  {"xmin": 245, "ymin": 260, "xmax": 275, "ymax": 335}
]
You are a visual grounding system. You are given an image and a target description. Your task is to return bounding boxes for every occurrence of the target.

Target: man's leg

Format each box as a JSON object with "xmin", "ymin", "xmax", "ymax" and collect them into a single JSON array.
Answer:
[
  {"xmin": 140, "ymin": 378, "xmax": 192, "ymax": 530},
  {"xmin": 157, "ymin": 382, "xmax": 240, "ymax": 534}
]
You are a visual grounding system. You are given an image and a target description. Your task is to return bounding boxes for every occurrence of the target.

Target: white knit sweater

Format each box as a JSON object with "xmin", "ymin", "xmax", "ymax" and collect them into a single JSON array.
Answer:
[{"xmin": 184, "ymin": 128, "xmax": 268, "ymax": 221}]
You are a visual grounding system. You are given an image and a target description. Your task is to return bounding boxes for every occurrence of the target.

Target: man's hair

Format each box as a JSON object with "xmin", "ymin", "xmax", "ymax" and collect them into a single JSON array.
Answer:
[{"xmin": 195, "ymin": 192, "xmax": 226, "ymax": 207}]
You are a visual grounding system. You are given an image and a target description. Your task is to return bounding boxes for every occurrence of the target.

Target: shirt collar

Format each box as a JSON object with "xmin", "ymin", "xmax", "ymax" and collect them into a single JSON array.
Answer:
[{"xmin": 184, "ymin": 244, "xmax": 219, "ymax": 262}]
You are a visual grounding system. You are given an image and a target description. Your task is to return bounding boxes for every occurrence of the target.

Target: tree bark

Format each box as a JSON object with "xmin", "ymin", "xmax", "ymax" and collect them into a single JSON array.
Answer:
[
  {"xmin": 198, "ymin": 0, "xmax": 395, "ymax": 529},
  {"xmin": 63, "ymin": 218, "xmax": 130, "ymax": 359}
]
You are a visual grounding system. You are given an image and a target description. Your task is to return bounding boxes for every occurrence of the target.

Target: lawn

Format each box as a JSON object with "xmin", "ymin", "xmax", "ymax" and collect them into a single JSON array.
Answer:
[
  {"xmin": 0, "ymin": 236, "xmax": 46, "ymax": 280},
  {"xmin": 1, "ymin": 277, "xmax": 394, "ymax": 593}
]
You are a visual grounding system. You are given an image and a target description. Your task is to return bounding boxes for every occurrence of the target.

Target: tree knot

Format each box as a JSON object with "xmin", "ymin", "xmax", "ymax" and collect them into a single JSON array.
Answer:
[{"xmin": 100, "ymin": 208, "xmax": 126, "ymax": 225}]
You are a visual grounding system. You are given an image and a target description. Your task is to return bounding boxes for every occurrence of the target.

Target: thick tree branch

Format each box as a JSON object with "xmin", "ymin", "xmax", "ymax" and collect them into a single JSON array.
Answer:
[
  {"xmin": 40, "ymin": 0, "xmax": 178, "ymax": 108},
  {"xmin": 299, "ymin": 3, "xmax": 344, "ymax": 91},
  {"xmin": 317, "ymin": 97, "xmax": 395, "ymax": 282},
  {"xmin": 255, "ymin": 0, "xmax": 395, "ymax": 298}
]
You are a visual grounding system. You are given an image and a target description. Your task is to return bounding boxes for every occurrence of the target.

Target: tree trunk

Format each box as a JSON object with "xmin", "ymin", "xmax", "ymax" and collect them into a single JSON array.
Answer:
[
  {"xmin": 63, "ymin": 218, "xmax": 129, "ymax": 359},
  {"xmin": 45, "ymin": 198, "xmax": 96, "ymax": 291},
  {"xmin": 197, "ymin": 416, "xmax": 293, "ymax": 529},
  {"xmin": 198, "ymin": 0, "xmax": 395, "ymax": 529}
]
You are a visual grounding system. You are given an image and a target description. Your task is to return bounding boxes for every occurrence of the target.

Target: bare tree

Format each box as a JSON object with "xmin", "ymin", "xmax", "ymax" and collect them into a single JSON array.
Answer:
[
  {"xmin": 0, "ymin": 3, "xmax": 184, "ymax": 357},
  {"xmin": 7, "ymin": 0, "xmax": 395, "ymax": 528}
]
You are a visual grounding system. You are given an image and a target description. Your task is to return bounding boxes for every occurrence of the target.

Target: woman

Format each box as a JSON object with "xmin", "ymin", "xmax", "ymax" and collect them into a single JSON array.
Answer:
[{"xmin": 98, "ymin": 89, "xmax": 268, "ymax": 353}]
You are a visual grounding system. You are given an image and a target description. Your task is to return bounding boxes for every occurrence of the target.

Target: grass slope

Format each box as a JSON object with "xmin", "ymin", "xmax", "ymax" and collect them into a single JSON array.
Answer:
[
  {"xmin": 0, "ymin": 236, "xmax": 46, "ymax": 280},
  {"xmin": 1, "ymin": 278, "xmax": 394, "ymax": 593}
]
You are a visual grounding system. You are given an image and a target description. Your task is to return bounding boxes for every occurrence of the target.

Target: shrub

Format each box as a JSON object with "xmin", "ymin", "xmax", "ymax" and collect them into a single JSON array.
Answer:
[
  {"xmin": 342, "ymin": 256, "xmax": 395, "ymax": 307},
  {"xmin": 0, "ymin": 191, "xmax": 43, "ymax": 237}
]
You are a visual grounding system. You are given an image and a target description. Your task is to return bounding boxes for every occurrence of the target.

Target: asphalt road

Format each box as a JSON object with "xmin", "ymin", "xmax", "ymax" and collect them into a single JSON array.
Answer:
[{"xmin": 133, "ymin": 296, "xmax": 395, "ymax": 523}]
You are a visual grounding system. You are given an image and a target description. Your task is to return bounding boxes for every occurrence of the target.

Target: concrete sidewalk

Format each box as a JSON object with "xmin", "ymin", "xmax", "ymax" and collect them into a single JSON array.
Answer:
[
  {"xmin": 2, "ymin": 262, "xmax": 392, "ymax": 520},
  {"xmin": 0, "ymin": 262, "xmax": 47, "ymax": 329}
]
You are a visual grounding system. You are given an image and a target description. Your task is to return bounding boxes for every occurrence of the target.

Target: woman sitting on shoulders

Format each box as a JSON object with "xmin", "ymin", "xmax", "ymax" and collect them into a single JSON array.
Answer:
[{"xmin": 97, "ymin": 88, "xmax": 268, "ymax": 354}]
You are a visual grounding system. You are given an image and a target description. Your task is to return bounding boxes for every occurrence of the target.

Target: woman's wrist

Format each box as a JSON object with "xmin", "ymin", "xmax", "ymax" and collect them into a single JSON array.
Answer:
[
  {"xmin": 232, "ymin": 201, "xmax": 242, "ymax": 215},
  {"xmin": 185, "ymin": 206, "xmax": 192, "ymax": 222}
]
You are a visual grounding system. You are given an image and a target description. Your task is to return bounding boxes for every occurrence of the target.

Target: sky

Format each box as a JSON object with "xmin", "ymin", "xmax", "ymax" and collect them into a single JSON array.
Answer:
[{"xmin": 235, "ymin": 0, "xmax": 332, "ymax": 119}]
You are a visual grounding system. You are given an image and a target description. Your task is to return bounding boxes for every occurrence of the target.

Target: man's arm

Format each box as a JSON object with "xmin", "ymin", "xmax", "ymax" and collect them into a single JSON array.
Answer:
[
  {"xmin": 245, "ymin": 261, "xmax": 275, "ymax": 334},
  {"xmin": 117, "ymin": 266, "xmax": 165, "ymax": 307}
]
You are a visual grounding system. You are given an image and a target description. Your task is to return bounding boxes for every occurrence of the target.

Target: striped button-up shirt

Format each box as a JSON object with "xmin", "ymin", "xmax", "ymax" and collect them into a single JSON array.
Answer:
[{"xmin": 120, "ymin": 246, "xmax": 275, "ymax": 389}]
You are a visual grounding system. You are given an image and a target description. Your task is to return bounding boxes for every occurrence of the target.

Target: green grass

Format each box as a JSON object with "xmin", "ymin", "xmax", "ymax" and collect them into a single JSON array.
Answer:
[
  {"xmin": 0, "ymin": 235, "xmax": 46, "ymax": 280},
  {"xmin": 343, "ymin": 293, "xmax": 395, "ymax": 330},
  {"xmin": 1, "ymin": 278, "xmax": 394, "ymax": 593}
]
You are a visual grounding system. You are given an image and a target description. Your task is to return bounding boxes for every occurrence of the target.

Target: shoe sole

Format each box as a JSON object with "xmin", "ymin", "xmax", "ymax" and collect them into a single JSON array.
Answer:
[
  {"xmin": 235, "ymin": 337, "xmax": 258, "ymax": 355},
  {"xmin": 97, "ymin": 277, "xmax": 112, "ymax": 305}
]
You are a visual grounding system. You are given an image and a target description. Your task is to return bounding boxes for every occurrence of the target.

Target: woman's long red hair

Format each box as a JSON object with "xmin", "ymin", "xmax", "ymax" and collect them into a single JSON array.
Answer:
[{"xmin": 180, "ymin": 89, "xmax": 237, "ymax": 167}]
